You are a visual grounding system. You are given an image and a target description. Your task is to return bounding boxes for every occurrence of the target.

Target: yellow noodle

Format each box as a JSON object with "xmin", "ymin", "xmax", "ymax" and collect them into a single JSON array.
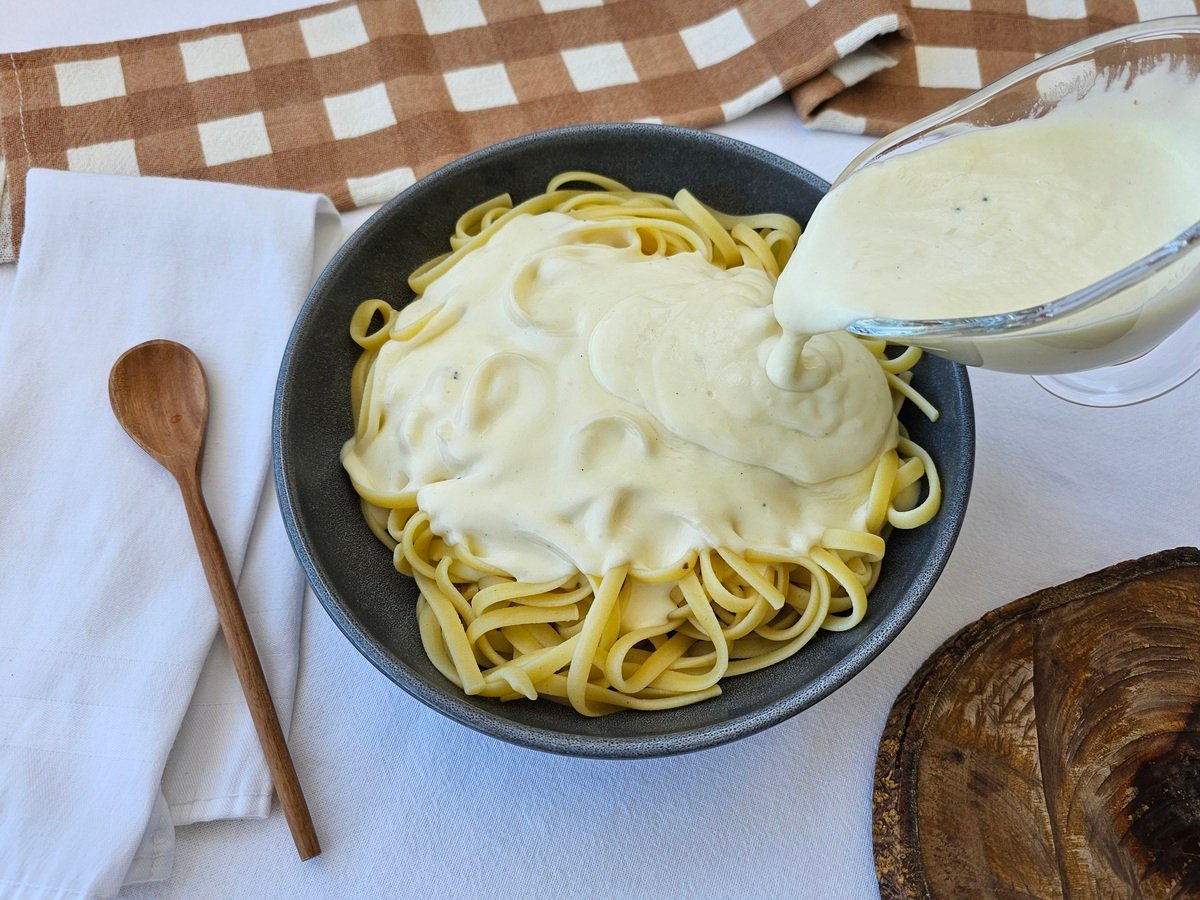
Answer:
[{"xmin": 342, "ymin": 172, "xmax": 942, "ymax": 715}]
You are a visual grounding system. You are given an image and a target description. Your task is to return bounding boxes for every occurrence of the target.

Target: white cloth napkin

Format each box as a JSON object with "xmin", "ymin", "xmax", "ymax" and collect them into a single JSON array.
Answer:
[{"xmin": 0, "ymin": 168, "xmax": 339, "ymax": 898}]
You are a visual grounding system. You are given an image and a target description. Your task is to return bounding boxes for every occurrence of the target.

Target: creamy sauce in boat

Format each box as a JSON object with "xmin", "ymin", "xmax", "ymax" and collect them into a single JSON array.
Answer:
[{"xmin": 769, "ymin": 62, "xmax": 1200, "ymax": 382}]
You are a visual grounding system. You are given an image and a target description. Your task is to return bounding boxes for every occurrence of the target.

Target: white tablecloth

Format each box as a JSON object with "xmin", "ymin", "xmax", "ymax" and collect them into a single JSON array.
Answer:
[{"xmin": 4, "ymin": 4, "xmax": 1198, "ymax": 899}]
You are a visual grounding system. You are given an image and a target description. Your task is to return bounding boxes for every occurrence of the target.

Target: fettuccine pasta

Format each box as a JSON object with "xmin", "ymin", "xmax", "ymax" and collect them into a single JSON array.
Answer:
[{"xmin": 342, "ymin": 173, "xmax": 940, "ymax": 716}]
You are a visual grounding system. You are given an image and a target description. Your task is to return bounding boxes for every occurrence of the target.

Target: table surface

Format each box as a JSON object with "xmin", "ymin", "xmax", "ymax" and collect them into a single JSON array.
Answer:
[{"xmin": 5, "ymin": 4, "xmax": 1198, "ymax": 899}]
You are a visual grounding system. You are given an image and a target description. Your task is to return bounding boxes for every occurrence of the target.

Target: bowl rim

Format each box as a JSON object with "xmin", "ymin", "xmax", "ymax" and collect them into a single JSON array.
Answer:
[
  {"xmin": 272, "ymin": 122, "xmax": 976, "ymax": 758},
  {"xmin": 836, "ymin": 15, "xmax": 1200, "ymax": 341}
]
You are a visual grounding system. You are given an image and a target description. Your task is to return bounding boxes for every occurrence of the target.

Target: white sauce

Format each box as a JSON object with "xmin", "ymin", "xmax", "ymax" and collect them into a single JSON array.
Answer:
[
  {"xmin": 344, "ymin": 212, "xmax": 896, "ymax": 585},
  {"xmin": 769, "ymin": 62, "xmax": 1200, "ymax": 381}
]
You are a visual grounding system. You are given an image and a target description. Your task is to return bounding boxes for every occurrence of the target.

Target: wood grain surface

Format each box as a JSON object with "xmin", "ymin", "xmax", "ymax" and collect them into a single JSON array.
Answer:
[{"xmin": 874, "ymin": 547, "xmax": 1200, "ymax": 899}]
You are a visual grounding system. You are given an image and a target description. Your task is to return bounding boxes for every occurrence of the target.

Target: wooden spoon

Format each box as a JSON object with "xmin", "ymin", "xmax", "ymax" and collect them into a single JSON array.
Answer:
[{"xmin": 108, "ymin": 339, "xmax": 320, "ymax": 861}]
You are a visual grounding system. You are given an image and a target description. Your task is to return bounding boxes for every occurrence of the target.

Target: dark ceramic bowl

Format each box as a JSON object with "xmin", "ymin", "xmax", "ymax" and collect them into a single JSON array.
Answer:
[{"xmin": 273, "ymin": 124, "xmax": 974, "ymax": 758}]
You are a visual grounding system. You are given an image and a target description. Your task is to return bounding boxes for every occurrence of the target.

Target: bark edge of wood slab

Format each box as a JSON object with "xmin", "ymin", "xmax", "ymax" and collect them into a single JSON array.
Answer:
[{"xmin": 873, "ymin": 547, "xmax": 1200, "ymax": 900}]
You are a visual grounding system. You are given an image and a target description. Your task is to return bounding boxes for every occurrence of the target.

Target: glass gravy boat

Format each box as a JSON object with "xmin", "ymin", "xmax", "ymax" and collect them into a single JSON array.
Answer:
[{"xmin": 836, "ymin": 16, "xmax": 1200, "ymax": 406}]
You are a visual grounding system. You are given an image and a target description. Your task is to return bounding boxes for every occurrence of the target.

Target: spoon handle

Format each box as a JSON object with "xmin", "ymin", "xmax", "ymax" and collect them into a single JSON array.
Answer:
[{"xmin": 176, "ymin": 472, "xmax": 321, "ymax": 861}]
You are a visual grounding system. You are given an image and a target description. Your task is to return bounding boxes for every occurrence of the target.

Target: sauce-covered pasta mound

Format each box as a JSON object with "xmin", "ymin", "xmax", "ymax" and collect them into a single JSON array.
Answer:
[{"xmin": 341, "ymin": 173, "xmax": 940, "ymax": 715}]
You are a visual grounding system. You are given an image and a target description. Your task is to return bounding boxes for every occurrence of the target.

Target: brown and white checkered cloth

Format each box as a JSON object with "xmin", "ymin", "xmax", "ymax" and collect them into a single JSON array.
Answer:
[
  {"xmin": 793, "ymin": 0, "xmax": 1199, "ymax": 135},
  {"xmin": 0, "ymin": 0, "xmax": 1194, "ymax": 261}
]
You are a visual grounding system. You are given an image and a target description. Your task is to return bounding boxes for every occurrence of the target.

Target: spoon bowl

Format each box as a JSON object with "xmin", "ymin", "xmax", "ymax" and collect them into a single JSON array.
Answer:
[{"xmin": 108, "ymin": 340, "xmax": 208, "ymax": 474}]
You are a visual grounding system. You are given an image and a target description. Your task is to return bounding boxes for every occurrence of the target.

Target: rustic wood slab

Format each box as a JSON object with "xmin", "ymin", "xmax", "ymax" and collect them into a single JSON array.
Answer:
[{"xmin": 874, "ymin": 547, "xmax": 1200, "ymax": 899}]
